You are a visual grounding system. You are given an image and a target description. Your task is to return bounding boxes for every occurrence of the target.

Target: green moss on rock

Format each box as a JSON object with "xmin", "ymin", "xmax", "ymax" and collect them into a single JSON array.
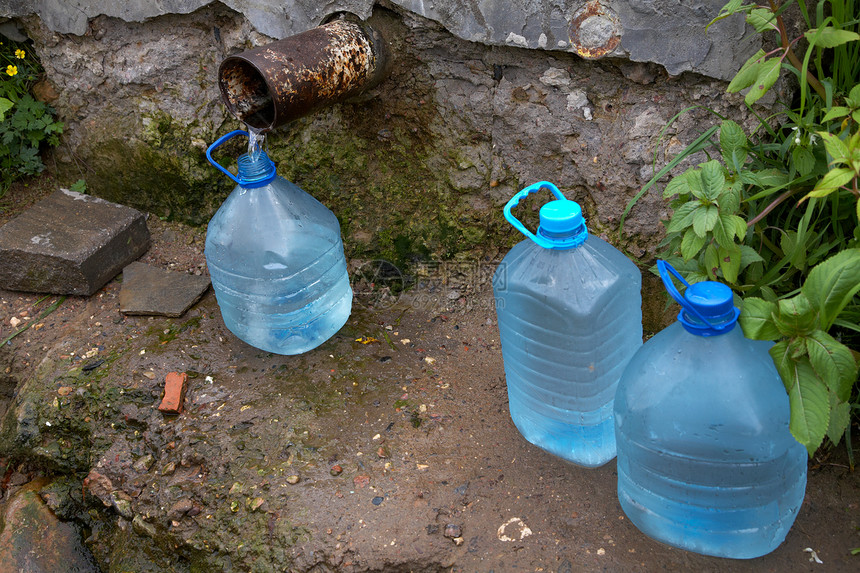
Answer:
[
  {"xmin": 269, "ymin": 109, "xmax": 492, "ymax": 269},
  {"xmin": 69, "ymin": 113, "xmax": 232, "ymax": 226}
]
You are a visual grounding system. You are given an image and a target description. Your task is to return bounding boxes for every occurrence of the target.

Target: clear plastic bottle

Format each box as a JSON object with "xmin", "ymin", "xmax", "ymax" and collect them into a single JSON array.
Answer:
[
  {"xmin": 205, "ymin": 130, "xmax": 352, "ymax": 355},
  {"xmin": 614, "ymin": 261, "xmax": 807, "ymax": 558},
  {"xmin": 493, "ymin": 182, "xmax": 642, "ymax": 467}
]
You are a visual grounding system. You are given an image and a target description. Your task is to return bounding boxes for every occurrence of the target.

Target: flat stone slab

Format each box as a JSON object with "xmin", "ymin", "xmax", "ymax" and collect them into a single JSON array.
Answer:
[
  {"xmin": 0, "ymin": 189, "xmax": 150, "ymax": 296},
  {"xmin": 119, "ymin": 261, "xmax": 210, "ymax": 317}
]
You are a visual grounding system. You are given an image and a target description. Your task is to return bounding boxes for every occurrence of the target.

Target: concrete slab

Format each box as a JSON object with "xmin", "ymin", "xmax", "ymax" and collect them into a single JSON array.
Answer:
[
  {"xmin": 119, "ymin": 261, "xmax": 210, "ymax": 317},
  {"xmin": 0, "ymin": 189, "xmax": 150, "ymax": 296}
]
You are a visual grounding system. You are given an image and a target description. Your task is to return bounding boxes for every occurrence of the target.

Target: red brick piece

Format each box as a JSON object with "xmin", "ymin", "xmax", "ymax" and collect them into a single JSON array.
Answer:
[{"xmin": 158, "ymin": 371, "xmax": 188, "ymax": 414}]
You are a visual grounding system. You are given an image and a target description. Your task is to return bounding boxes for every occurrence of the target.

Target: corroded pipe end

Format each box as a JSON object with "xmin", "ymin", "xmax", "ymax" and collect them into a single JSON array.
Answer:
[
  {"xmin": 219, "ymin": 19, "xmax": 390, "ymax": 130},
  {"xmin": 569, "ymin": 1, "xmax": 621, "ymax": 60}
]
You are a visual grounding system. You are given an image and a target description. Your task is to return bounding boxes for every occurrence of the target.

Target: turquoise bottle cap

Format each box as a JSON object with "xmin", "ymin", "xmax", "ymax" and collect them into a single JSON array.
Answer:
[
  {"xmin": 539, "ymin": 200, "xmax": 584, "ymax": 234},
  {"xmin": 503, "ymin": 182, "xmax": 589, "ymax": 250},
  {"xmin": 536, "ymin": 199, "xmax": 588, "ymax": 248}
]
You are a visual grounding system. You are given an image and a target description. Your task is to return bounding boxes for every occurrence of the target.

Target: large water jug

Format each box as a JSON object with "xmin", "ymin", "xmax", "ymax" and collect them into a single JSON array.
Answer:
[
  {"xmin": 205, "ymin": 130, "xmax": 352, "ymax": 355},
  {"xmin": 614, "ymin": 261, "xmax": 807, "ymax": 558},
  {"xmin": 493, "ymin": 181, "xmax": 642, "ymax": 467}
]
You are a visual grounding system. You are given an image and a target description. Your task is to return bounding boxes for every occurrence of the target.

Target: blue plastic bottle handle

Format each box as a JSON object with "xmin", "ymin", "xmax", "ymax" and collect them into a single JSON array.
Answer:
[
  {"xmin": 206, "ymin": 130, "xmax": 249, "ymax": 185},
  {"xmin": 503, "ymin": 181, "xmax": 566, "ymax": 249},
  {"xmin": 657, "ymin": 260, "xmax": 734, "ymax": 332}
]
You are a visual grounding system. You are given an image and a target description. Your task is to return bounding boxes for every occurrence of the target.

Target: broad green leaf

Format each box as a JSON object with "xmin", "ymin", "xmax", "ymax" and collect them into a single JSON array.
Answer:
[
  {"xmin": 712, "ymin": 214, "xmax": 742, "ymax": 249},
  {"xmin": 681, "ymin": 228, "xmax": 707, "ymax": 261},
  {"xmin": 792, "ymin": 146, "xmax": 816, "ymax": 176},
  {"xmin": 770, "ymin": 340, "xmax": 795, "ymax": 392},
  {"xmin": 739, "ymin": 297, "xmax": 780, "ymax": 340},
  {"xmin": 699, "ymin": 160, "xmax": 726, "ymax": 201},
  {"xmin": 718, "ymin": 244, "xmax": 742, "ymax": 284},
  {"xmin": 731, "ymin": 215, "xmax": 747, "ymax": 240},
  {"xmin": 775, "ymin": 294, "xmax": 816, "ymax": 337},
  {"xmin": 781, "ymin": 356, "xmax": 830, "ymax": 455},
  {"xmin": 747, "ymin": 8, "xmax": 777, "ymax": 33},
  {"xmin": 745, "ymin": 58, "xmax": 781, "ymax": 106},
  {"xmin": 663, "ymin": 170, "xmax": 694, "ymax": 199},
  {"xmin": 804, "ymin": 168, "xmax": 855, "ymax": 200},
  {"xmin": 849, "ymin": 84, "xmax": 860, "ymax": 105},
  {"xmin": 727, "ymin": 49, "xmax": 766, "ymax": 93},
  {"xmin": 819, "ymin": 131, "xmax": 850, "ymax": 164},
  {"xmin": 704, "ymin": 243, "xmax": 720, "ymax": 280},
  {"xmin": 826, "ymin": 396, "xmax": 851, "ymax": 447},
  {"xmin": 719, "ymin": 180, "xmax": 743, "ymax": 214},
  {"xmin": 857, "ymin": 196, "xmax": 860, "ymax": 222},
  {"xmin": 805, "ymin": 27, "xmax": 860, "ymax": 48},
  {"xmin": 789, "ymin": 336, "xmax": 808, "ymax": 359},
  {"xmin": 821, "ymin": 106, "xmax": 849, "ymax": 122},
  {"xmin": 686, "ymin": 271, "xmax": 711, "ymax": 284},
  {"xmin": 0, "ymin": 97, "xmax": 13, "ymax": 122},
  {"xmin": 692, "ymin": 205, "xmax": 719, "ymax": 237},
  {"xmin": 722, "ymin": 0, "xmax": 743, "ymax": 15},
  {"xmin": 760, "ymin": 286, "xmax": 778, "ymax": 302},
  {"xmin": 739, "ymin": 170, "xmax": 759, "ymax": 185},
  {"xmin": 665, "ymin": 201, "xmax": 699, "ymax": 234},
  {"xmin": 806, "ymin": 330, "xmax": 858, "ymax": 401},
  {"xmin": 751, "ymin": 168, "xmax": 790, "ymax": 188},
  {"xmin": 719, "ymin": 120, "xmax": 748, "ymax": 170},
  {"xmin": 801, "ymin": 249, "xmax": 860, "ymax": 329},
  {"xmin": 739, "ymin": 245, "xmax": 764, "ymax": 268},
  {"xmin": 779, "ymin": 230, "xmax": 806, "ymax": 270},
  {"xmin": 686, "ymin": 167, "xmax": 704, "ymax": 197}
]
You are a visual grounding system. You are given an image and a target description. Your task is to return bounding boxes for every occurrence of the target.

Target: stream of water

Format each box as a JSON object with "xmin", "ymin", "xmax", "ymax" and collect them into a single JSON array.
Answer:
[{"xmin": 247, "ymin": 125, "xmax": 266, "ymax": 162}]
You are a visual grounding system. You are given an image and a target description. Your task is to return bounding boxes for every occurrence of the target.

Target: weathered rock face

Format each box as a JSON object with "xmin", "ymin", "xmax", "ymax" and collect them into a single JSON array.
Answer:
[
  {"xmin": 2, "ymin": 1, "xmax": 766, "ymax": 262},
  {"xmin": 3, "ymin": 1, "xmax": 755, "ymax": 79}
]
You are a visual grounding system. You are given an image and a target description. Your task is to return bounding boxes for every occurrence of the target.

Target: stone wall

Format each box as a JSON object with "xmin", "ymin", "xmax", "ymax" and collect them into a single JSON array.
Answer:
[{"xmin": 0, "ymin": 0, "xmax": 769, "ymax": 263}]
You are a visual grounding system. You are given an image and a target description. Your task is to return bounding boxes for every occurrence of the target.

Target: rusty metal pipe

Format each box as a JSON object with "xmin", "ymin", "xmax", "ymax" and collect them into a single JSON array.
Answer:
[{"xmin": 218, "ymin": 19, "xmax": 389, "ymax": 130}]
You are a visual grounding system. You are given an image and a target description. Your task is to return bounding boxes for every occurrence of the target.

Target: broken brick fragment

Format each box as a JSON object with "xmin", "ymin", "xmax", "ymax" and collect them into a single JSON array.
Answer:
[{"xmin": 158, "ymin": 371, "xmax": 188, "ymax": 414}]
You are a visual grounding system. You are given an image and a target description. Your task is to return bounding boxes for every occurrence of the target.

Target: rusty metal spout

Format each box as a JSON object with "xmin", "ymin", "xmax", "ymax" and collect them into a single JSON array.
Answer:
[{"xmin": 218, "ymin": 19, "xmax": 389, "ymax": 130}]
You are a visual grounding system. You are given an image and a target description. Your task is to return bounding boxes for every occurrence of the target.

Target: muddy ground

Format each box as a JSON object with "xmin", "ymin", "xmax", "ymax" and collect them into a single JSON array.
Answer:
[{"xmin": 1, "ymin": 178, "xmax": 858, "ymax": 572}]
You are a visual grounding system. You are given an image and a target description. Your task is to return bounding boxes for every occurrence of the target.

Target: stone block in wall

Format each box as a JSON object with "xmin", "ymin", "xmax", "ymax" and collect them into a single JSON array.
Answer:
[
  {"xmin": 1, "ymin": 0, "xmax": 756, "ymax": 80},
  {"xmin": 0, "ymin": 190, "xmax": 150, "ymax": 296}
]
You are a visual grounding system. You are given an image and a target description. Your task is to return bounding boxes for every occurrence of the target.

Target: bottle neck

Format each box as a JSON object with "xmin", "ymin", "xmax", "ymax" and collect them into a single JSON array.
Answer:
[
  {"xmin": 237, "ymin": 152, "xmax": 276, "ymax": 188},
  {"xmin": 679, "ymin": 309, "xmax": 739, "ymax": 336},
  {"xmin": 537, "ymin": 224, "xmax": 588, "ymax": 250}
]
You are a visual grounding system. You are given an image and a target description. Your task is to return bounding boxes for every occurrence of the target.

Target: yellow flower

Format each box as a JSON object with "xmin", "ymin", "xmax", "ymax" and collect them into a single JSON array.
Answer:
[
  {"xmin": 15, "ymin": 49, "xmax": 25, "ymax": 59},
  {"xmin": 6, "ymin": 65, "xmax": 17, "ymax": 77}
]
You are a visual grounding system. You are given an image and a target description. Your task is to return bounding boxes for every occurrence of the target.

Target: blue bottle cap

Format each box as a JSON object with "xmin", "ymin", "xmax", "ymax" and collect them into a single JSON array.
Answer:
[
  {"xmin": 680, "ymin": 281, "xmax": 739, "ymax": 335},
  {"xmin": 657, "ymin": 260, "xmax": 740, "ymax": 336}
]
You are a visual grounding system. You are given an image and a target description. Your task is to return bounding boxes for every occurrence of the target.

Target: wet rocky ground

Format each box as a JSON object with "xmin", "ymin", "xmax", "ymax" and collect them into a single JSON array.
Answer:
[{"xmin": 1, "ymin": 181, "xmax": 859, "ymax": 572}]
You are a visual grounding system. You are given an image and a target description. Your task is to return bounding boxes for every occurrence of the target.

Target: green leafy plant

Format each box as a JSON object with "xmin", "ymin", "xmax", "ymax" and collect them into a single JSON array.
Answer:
[
  {"xmin": 634, "ymin": 0, "xmax": 860, "ymax": 457},
  {"xmin": 740, "ymin": 249, "xmax": 860, "ymax": 454},
  {"xmin": 0, "ymin": 36, "xmax": 63, "ymax": 196},
  {"xmin": 69, "ymin": 178, "xmax": 88, "ymax": 193}
]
